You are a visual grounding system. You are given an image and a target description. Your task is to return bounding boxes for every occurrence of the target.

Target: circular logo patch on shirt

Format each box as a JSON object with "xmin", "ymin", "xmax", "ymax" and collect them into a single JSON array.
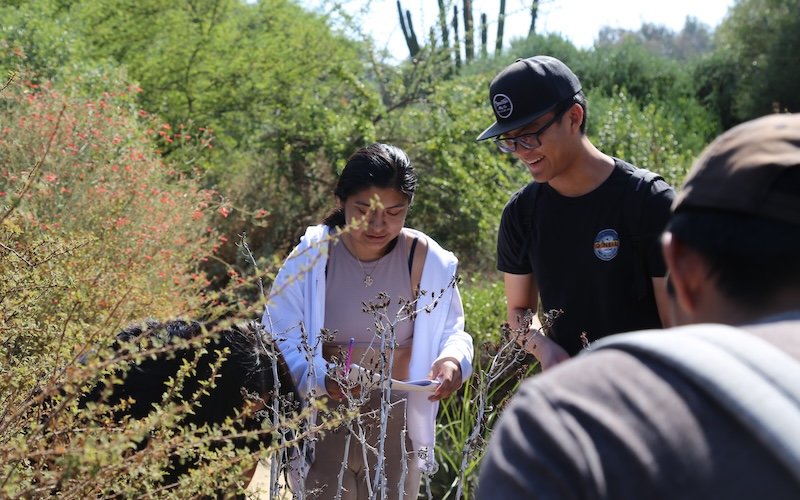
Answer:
[
  {"xmin": 593, "ymin": 229, "xmax": 620, "ymax": 261},
  {"xmin": 493, "ymin": 93, "xmax": 513, "ymax": 118}
]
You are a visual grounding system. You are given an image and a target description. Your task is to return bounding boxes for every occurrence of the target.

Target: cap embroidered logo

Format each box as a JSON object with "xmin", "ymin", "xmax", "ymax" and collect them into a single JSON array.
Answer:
[{"xmin": 493, "ymin": 94, "xmax": 513, "ymax": 119}]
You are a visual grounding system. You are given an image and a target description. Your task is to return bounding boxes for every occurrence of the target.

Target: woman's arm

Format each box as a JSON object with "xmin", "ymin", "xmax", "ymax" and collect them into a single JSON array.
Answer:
[{"xmin": 262, "ymin": 237, "xmax": 330, "ymax": 397}]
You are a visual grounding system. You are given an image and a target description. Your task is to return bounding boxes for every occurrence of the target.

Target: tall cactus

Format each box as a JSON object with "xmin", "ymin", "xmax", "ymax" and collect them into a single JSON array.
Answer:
[
  {"xmin": 529, "ymin": 0, "xmax": 539, "ymax": 36},
  {"xmin": 496, "ymin": 0, "xmax": 506, "ymax": 55},
  {"xmin": 438, "ymin": 0, "xmax": 450, "ymax": 50},
  {"xmin": 463, "ymin": 0, "xmax": 474, "ymax": 61},
  {"xmin": 396, "ymin": 0, "xmax": 421, "ymax": 57},
  {"xmin": 480, "ymin": 13, "xmax": 488, "ymax": 59},
  {"xmin": 452, "ymin": 5, "xmax": 462, "ymax": 69}
]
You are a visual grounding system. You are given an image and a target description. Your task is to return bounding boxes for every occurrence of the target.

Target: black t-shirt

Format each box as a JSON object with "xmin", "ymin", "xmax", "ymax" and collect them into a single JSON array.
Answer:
[{"xmin": 497, "ymin": 159, "xmax": 675, "ymax": 355}]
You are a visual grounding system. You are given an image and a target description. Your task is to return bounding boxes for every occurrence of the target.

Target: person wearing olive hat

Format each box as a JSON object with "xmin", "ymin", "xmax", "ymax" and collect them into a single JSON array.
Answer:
[
  {"xmin": 477, "ymin": 113, "xmax": 800, "ymax": 499},
  {"xmin": 477, "ymin": 55, "xmax": 676, "ymax": 369}
]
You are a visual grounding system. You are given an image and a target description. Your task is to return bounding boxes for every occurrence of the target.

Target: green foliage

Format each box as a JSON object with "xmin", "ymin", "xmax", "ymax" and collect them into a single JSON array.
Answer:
[
  {"xmin": 577, "ymin": 39, "xmax": 693, "ymax": 102},
  {"xmin": 588, "ymin": 88, "xmax": 720, "ymax": 186},
  {"xmin": 713, "ymin": 0, "xmax": 800, "ymax": 121},
  {"xmin": 460, "ymin": 273, "xmax": 507, "ymax": 343},
  {"xmin": 430, "ymin": 354, "xmax": 530, "ymax": 499},
  {"xmin": 692, "ymin": 49, "xmax": 741, "ymax": 130},
  {"xmin": 4, "ymin": 0, "xmax": 382, "ymax": 276},
  {"xmin": 395, "ymin": 74, "xmax": 527, "ymax": 270},
  {"xmin": 483, "ymin": 32, "xmax": 583, "ymax": 75},
  {"xmin": 0, "ymin": 1, "xmax": 86, "ymax": 81}
]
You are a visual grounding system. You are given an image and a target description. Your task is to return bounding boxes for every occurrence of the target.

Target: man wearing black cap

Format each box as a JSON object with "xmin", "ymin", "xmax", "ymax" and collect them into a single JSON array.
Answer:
[
  {"xmin": 477, "ymin": 55, "xmax": 675, "ymax": 368},
  {"xmin": 477, "ymin": 113, "xmax": 800, "ymax": 498}
]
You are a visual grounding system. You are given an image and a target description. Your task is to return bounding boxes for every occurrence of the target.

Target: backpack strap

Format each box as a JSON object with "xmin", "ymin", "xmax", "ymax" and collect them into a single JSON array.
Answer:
[
  {"xmin": 621, "ymin": 164, "xmax": 664, "ymax": 300},
  {"xmin": 590, "ymin": 324, "xmax": 800, "ymax": 483},
  {"xmin": 516, "ymin": 181, "xmax": 542, "ymax": 265}
]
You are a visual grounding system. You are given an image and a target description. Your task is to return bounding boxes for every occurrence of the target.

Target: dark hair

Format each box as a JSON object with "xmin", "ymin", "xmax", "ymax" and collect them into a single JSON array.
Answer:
[
  {"xmin": 573, "ymin": 91, "xmax": 588, "ymax": 133},
  {"xmin": 83, "ymin": 319, "xmax": 298, "ymax": 486},
  {"xmin": 668, "ymin": 209, "xmax": 800, "ymax": 308},
  {"xmin": 322, "ymin": 143, "xmax": 418, "ymax": 228},
  {"xmin": 549, "ymin": 92, "xmax": 587, "ymax": 135}
]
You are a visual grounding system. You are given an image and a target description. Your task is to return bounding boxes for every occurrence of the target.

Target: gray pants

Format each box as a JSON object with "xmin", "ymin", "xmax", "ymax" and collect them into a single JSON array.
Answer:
[{"xmin": 305, "ymin": 391, "xmax": 422, "ymax": 499}]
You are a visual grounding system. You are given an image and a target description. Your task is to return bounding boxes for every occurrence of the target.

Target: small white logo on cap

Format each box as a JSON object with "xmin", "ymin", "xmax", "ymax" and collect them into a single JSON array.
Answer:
[{"xmin": 493, "ymin": 94, "xmax": 513, "ymax": 119}]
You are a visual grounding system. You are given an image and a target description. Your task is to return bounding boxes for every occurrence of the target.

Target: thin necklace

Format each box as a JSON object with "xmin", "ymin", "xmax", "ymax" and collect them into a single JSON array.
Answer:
[
  {"xmin": 355, "ymin": 255, "xmax": 382, "ymax": 287},
  {"xmin": 345, "ymin": 234, "xmax": 397, "ymax": 288}
]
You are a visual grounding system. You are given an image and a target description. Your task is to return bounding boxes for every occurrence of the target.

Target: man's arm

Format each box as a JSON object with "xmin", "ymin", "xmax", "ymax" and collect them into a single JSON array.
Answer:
[{"xmin": 504, "ymin": 272, "xmax": 569, "ymax": 370}]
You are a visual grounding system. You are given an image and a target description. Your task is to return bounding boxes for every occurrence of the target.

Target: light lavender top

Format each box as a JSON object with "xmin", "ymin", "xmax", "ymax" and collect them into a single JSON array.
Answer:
[{"xmin": 324, "ymin": 234, "xmax": 414, "ymax": 348}]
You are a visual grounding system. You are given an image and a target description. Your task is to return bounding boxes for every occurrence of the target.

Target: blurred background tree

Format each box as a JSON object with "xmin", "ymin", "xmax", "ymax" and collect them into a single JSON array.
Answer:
[{"xmin": 711, "ymin": 0, "xmax": 800, "ymax": 122}]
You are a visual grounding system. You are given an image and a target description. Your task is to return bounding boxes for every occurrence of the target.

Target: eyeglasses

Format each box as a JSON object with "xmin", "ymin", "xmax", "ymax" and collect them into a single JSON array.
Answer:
[{"xmin": 494, "ymin": 105, "xmax": 571, "ymax": 153}]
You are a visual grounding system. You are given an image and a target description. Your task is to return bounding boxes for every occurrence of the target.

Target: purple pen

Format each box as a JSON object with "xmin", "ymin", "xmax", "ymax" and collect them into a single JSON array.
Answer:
[{"xmin": 345, "ymin": 337, "xmax": 354, "ymax": 376}]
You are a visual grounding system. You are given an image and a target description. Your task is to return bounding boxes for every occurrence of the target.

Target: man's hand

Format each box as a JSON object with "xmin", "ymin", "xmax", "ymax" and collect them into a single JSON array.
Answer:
[{"xmin": 427, "ymin": 357, "xmax": 463, "ymax": 401}]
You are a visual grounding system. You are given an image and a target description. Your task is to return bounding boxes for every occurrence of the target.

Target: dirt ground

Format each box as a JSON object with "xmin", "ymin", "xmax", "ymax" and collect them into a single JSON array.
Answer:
[{"xmin": 246, "ymin": 459, "xmax": 292, "ymax": 499}]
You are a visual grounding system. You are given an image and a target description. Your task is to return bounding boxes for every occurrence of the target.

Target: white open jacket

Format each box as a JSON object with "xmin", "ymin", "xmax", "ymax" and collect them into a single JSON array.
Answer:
[{"xmin": 262, "ymin": 224, "xmax": 474, "ymax": 472}]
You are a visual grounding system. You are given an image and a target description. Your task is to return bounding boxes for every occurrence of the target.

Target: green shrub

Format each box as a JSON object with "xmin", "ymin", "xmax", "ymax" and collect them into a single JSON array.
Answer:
[
  {"xmin": 387, "ymin": 74, "xmax": 529, "ymax": 272},
  {"xmin": 588, "ymin": 88, "xmax": 719, "ymax": 186},
  {"xmin": 578, "ymin": 39, "xmax": 693, "ymax": 102},
  {"xmin": 460, "ymin": 273, "xmax": 507, "ymax": 344},
  {"xmin": 430, "ymin": 274, "xmax": 536, "ymax": 499}
]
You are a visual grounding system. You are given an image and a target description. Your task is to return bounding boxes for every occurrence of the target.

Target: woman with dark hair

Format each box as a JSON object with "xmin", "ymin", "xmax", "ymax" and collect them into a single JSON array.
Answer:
[{"xmin": 263, "ymin": 143, "xmax": 474, "ymax": 498}]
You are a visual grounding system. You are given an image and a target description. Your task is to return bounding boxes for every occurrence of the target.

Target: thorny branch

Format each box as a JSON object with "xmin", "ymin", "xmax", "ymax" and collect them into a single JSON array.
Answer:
[{"xmin": 454, "ymin": 308, "xmax": 563, "ymax": 499}]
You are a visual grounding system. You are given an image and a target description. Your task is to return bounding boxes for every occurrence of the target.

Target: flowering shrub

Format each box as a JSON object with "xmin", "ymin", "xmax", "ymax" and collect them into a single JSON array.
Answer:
[
  {"xmin": 0, "ymin": 76, "xmax": 218, "ymax": 322},
  {"xmin": 0, "ymin": 76, "xmax": 269, "ymax": 496}
]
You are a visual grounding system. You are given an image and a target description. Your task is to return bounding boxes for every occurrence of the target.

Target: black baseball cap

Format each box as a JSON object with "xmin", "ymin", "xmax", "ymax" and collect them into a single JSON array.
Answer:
[{"xmin": 476, "ymin": 55, "xmax": 582, "ymax": 141}]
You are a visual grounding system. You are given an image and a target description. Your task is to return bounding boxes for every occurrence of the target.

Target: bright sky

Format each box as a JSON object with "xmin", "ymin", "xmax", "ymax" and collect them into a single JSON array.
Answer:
[{"xmin": 302, "ymin": 0, "xmax": 736, "ymax": 61}]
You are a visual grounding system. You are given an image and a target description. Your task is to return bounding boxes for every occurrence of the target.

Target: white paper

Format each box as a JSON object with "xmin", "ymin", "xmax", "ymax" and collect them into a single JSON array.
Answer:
[
  {"xmin": 346, "ymin": 364, "xmax": 440, "ymax": 392},
  {"xmin": 389, "ymin": 379, "xmax": 441, "ymax": 392}
]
